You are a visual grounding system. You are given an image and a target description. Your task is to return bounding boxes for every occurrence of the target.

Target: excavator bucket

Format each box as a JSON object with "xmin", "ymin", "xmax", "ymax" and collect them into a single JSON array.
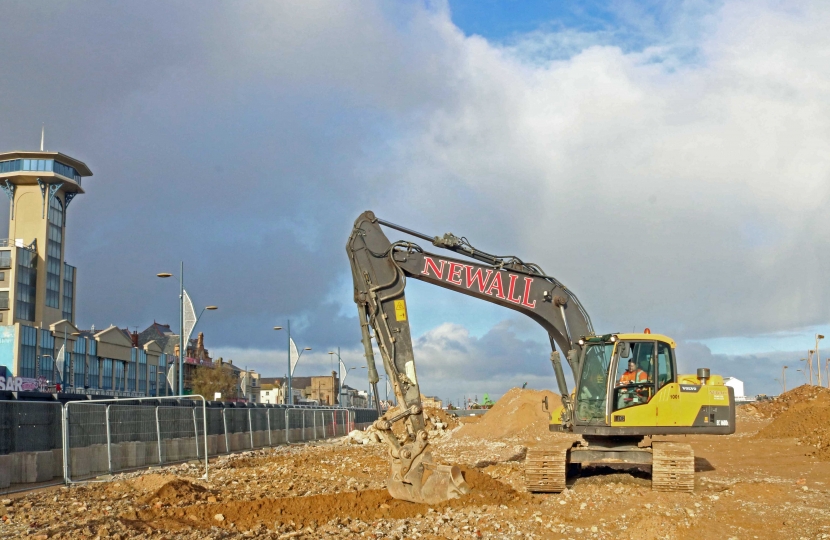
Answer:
[{"xmin": 386, "ymin": 449, "xmax": 470, "ymax": 504}]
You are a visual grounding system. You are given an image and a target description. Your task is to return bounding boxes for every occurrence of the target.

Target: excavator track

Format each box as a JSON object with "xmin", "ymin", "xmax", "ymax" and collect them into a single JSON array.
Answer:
[
  {"xmin": 651, "ymin": 442, "xmax": 695, "ymax": 492},
  {"xmin": 524, "ymin": 443, "xmax": 572, "ymax": 493}
]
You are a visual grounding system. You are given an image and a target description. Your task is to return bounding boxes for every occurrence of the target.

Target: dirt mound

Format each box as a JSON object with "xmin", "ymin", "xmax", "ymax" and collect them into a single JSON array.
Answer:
[
  {"xmin": 456, "ymin": 388, "xmax": 559, "ymax": 440},
  {"xmin": 142, "ymin": 478, "xmax": 208, "ymax": 505},
  {"xmin": 126, "ymin": 467, "xmax": 523, "ymax": 531},
  {"xmin": 382, "ymin": 406, "xmax": 459, "ymax": 437},
  {"xmin": 744, "ymin": 385, "xmax": 830, "ymax": 419},
  {"xmin": 754, "ymin": 386, "xmax": 830, "ymax": 461}
]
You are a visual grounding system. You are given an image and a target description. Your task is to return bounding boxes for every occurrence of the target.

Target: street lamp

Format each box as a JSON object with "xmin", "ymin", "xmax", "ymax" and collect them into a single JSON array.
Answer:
[
  {"xmin": 816, "ymin": 335, "xmax": 825, "ymax": 387},
  {"xmin": 782, "ymin": 365, "xmax": 788, "ymax": 393},
  {"xmin": 273, "ymin": 323, "xmax": 311, "ymax": 405},
  {"xmin": 800, "ymin": 358, "xmax": 811, "ymax": 385},
  {"xmin": 797, "ymin": 368, "xmax": 806, "ymax": 383},
  {"xmin": 157, "ymin": 264, "xmax": 217, "ymax": 395}
]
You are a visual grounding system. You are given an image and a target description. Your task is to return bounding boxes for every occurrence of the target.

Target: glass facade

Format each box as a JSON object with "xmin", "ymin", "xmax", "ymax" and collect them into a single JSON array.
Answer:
[
  {"xmin": 115, "ymin": 361, "xmax": 124, "ymax": 391},
  {"xmin": 138, "ymin": 349, "xmax": 147, "ymax": 393},
  {"xmin": 0, "ymin": 250, "xmax": 11, "ymax": 269},
  {"xmin": 46, "ymin": 197, "xmax": 63, "ymax": 309},
  {"xmin": 102, "ymin": 358, "xmax": 113, "ymax": 390},
  {"xmin": 63, "ymin": 263, "xmax": 75, "ymax": 322},
  {"xmin": 15, "ymin": 247, "xmax": 37, "ymax": 321},
  {"xmin": 0, "ymin": 290, "xmax": 8, "ymax": 311},
  {"xmin": 39, "ymin": 330, "xmax": 54, "ymax": 380},
  {"xmin": 149, "ymin": 366, "xmax": 157, "ymax": 396},
  {"xmin": 0, "ymin": 158, "xmax": 83, "ymax": 184},
  {"xmin": 18, "ymin": 325, "xmax": 37, "ymax": 378},
  {"xmin": 88, "ymin": 356, "xmax": 99, "ymax": 389},
  {"xmin": 74, "ymin": 338, "xmax": 86, "ymax": 388}
]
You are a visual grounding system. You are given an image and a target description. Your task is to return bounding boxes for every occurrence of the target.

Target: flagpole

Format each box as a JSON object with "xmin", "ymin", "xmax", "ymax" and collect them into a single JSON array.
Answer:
[
  {"xmin": 287, "ymin": 319, "xmax": 291, "ymax": 405},
  {"xmin": 179, "ymin": 261, "xmax": 184, "ymax": 396}
]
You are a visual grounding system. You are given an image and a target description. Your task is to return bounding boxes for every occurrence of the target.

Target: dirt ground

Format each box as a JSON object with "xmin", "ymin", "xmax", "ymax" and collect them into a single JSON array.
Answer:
[{"xmin": 2, "ymin": 386, "xmax": 829, "ymax": 539}]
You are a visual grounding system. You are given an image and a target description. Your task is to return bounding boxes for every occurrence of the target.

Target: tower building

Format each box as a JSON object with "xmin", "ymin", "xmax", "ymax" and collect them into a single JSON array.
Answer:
[
  {"xmin": 0, "ymin": 150, "xmax": 92, "ymax": 327},
  {"xmin": 0, "ymin": 150, "xmax": 92, "ymax": 382}
]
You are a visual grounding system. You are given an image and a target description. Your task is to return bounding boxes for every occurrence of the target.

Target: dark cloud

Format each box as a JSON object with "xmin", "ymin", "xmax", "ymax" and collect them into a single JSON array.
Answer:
[{"xmin": 0, "ymin": 1, "xmax": 827, "ymax": 405}]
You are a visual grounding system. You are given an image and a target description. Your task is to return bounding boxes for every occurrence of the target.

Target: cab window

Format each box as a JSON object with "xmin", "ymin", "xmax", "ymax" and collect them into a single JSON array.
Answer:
[
  {"xmin": 613, "ymin": 341, "xmax": 655, "ymax": 411},
  {"xmin": 657, "ymin": 342, "xmax": 674, "ymax": 389}
]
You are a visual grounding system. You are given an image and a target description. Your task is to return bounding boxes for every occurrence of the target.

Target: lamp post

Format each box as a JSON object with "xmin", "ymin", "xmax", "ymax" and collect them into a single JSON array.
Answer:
[
  {"xmin": 797, "ymin": 368, "xmax": 806, "ymax": 383},
  {"xmin": 782, "ymin": 365, "xmax": 788, "ymax": 393},
  {"xmin": 799, "ymin": 358, "xmax": 813, "ymax": 384},
  {"xmin": 816, "ymin": 335, "xmax": 825, "ymax": 387},
  {"xmin": 274, "ymin": 323, "xmax": 310, "ymax": 405},
  {"xmin": 157, "ymin": 264, "xmax": 217, "ymax": 395}
]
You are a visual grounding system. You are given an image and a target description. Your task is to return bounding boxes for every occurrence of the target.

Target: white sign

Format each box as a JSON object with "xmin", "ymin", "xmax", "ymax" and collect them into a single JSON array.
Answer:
[
  {"xmin": 182, "ymin": 289, "xmax": 197, "ymax": 345},
  {"xmin": 214, "ymin": 392, "xmax": 221, "ymax": 400},
  {"xmin": 289, "ymin": 338, "xmax": 300, "ymax": 376}
]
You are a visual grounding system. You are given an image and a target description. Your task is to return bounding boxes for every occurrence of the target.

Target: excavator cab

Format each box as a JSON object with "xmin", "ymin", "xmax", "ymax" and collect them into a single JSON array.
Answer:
[{"xmin": 573, "ymin": 334, "xmax": 677, "ymax": 428}]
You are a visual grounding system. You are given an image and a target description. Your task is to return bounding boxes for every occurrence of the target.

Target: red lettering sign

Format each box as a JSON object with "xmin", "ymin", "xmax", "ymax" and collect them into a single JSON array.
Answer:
[
  {"xmin": 421, "ymin": 257, "xmax": 446, "ymax": 279},
  {"xmin": 419, "ymin": 257, "xmax": 536, "ymax": 309},
  {"xmin": 447, "ymin": 262, "xmax": 464, "ymax": 285},
  {"xmin": 484, "ymin": 272, "xmax": 506, "ymax": 299},
  {"xmin": 464, "ymin": 266, "xmax": 492, "ymax": 293}
]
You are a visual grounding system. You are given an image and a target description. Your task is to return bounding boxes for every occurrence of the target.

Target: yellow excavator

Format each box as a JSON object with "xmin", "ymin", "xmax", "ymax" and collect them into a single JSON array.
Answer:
[{"xmin": 348, "ymin": 211, "xmax": 735, "ymax": 504}]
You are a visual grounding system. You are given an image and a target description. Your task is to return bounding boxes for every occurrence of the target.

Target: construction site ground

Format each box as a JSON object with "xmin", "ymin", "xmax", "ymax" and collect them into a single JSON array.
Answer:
[{"xmin": 2, "ymin": 386, "xmax": 829, "ymax": 540}]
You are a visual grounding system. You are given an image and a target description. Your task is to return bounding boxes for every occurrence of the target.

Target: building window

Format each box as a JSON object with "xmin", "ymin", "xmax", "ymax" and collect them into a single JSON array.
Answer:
[
  {"xmin": 46, "ymin": 197, "xmax": 63, "ymax": 309},
  {"xmin": 0, "ymin": 159, "xmax": 81, "ymax": 184},
  {"xmin": 149, "ymin": 367, "xmax": 157, "ymax": 396},
  {"xmin": 138, "ymin": 350, "xmax": 147, "ymax": 393},
  {"xmin": 39, "ymin": 329, "xmax": 54, "ymax": 380},
  {"xmin": 15, "ymin": 247, "xmax": 36, "ymax": 321},
  {"xmin": 19, "ymin": 324, "xmax": 37, "ymax": 378},
  {"xmin": 63, "ymin": 263, "xmax": 75, "ymax": 322},
  {"xmin": 74, "ymin": 338, "xmax": 86, "ymax": 388},
  {"xmin": 0, "ymin": 291, "xmax": 8, "ymax": 310},
  {"xmin": 115, "ymin": 361, "xmax": 124, "ymax": 391},
  {"xmin": 0, "ymin": 251, "xmax": 10, "ymax": 269},
  {"xmin": 127, "ymin": 361, "xmax": 136, "ymax": 392},
  {"xmin": 88, "ymin": 357, "xmax": 99, "ymax": 389},
  {"xmin": 102, "ymin": 359, "xmax": 113, "ymax": 390}
]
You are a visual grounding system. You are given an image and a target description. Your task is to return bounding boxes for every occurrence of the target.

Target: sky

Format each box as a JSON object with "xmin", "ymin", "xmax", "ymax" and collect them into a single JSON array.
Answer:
[{"xmin": 0, "ymin": 0, "xmax": 828, "ymax": 403}]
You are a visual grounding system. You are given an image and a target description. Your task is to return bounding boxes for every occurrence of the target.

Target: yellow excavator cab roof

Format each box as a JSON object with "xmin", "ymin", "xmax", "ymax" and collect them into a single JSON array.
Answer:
[{"xmin": 614, "ymin": 333, "xmax": 676, "ymax": 347}]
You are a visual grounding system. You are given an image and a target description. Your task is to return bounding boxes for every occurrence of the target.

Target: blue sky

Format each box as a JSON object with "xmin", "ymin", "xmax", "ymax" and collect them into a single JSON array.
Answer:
[{"xmin": 1, "ymin": 0, "xmax": 828, "ymax": 402}]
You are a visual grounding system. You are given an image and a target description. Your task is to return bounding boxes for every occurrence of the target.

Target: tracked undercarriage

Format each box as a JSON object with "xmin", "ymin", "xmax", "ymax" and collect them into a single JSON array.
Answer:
[{"xmin": 525, "ymin": 437, "xmax": 695, "ymax": 493}]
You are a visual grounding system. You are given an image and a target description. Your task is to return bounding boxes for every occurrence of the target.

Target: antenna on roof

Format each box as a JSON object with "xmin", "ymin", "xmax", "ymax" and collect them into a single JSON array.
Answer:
[{"xmin": 40, "ymin": 124, "xmax": 45, "ymax": 151}]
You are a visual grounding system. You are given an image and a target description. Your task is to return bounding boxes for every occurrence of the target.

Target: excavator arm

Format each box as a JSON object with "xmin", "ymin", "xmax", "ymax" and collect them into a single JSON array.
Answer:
[{"xmin": 347, "ymin": 210, "xmax": 595, "ymax": 503}]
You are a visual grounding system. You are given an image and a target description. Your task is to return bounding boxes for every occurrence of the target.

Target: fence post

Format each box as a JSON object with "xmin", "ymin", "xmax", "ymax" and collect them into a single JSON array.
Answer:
[
  {"xmin": 266, "ymin": 408, "xmax": 272, "ymax": 447},
  {"xmin": 248, "ymin": 408, "xmax": 254, "ymax": 449},
  {"xmin": 62, "ymin": 403, "xmax": 70, "ymax": 484},
  {"xmin": 201, "ymin": 398, "xmax": 209, "ymax": 480},
  {"xmin": 155, "ymin": 406, "xmax": 163, "ymax": 464},
  {"xmin": 192, "ymin": 407, "xmax": 199, "ymax": 459},
  {"xmin": 222, "ymin": 408, "xmax": 229, "ymax": 454},
  {"xmin": 313, "ymin": 409, "xmax": 318, "ymax": 440},
  {"xmin": 285, "ymin": 409, "xmax": 290, "ymax": 443},
  {"xmin": 105, "ymin": 405, "xmax": 113, "ymax": 473}
]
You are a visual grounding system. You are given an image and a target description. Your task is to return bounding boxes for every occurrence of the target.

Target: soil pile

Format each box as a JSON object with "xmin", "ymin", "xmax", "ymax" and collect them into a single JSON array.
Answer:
[
  {"xmin": 142, "ymin": 478, "xmax": 208, "ymax": 505},
  {"xmin": 754, "ymin": 386, "xmax": 830, "ymax": 461},
  {"xmin": 744, "ymin": 385, "xmax": 830, "ymax": 419},
  {"xmin": 456, "ymin": 388, "xmax": 559, "ymax": 440},
  {"xmin": 128, "ymin": 467, "xmax": 523, "ymax": 531}
]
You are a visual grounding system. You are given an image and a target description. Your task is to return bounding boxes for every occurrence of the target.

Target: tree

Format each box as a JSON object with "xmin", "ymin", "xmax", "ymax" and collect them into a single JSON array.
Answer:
[{"xmin": 191, "ymin": 363, "xmax": 237, "ymax": 401}]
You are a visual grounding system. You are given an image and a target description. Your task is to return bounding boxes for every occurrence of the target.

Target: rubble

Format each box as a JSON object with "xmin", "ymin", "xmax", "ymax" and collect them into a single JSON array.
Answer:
[{"xmin": 1, "ymin": 388, "xmax": 829, "ymax": 539}]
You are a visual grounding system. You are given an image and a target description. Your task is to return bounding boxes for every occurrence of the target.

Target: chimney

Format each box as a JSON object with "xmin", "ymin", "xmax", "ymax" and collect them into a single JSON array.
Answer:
[{"xmin": 131, "ymin": 331, "xmax": 139, "ymax": 348}]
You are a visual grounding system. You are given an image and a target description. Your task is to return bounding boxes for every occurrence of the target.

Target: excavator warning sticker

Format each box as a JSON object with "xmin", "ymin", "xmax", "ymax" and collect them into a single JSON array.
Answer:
[{"xmin": 394, "ymin": 299, "xmax": 407, "ymax": 321}]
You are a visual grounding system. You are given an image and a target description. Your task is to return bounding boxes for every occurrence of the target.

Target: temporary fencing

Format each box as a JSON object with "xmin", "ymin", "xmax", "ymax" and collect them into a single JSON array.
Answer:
[
  {"xmin": 64, "ymin": 396, "xmax": 209, "ymax": 484},
  {"xmin": 0, "ymin": 397, "xmax": 379, "ymax": 490}
]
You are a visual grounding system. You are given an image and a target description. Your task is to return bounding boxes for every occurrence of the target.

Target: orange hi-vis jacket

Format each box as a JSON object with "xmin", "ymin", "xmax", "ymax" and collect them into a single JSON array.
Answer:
[{"xmin": 619, "ymin": 368, "xmax": 647, "ymax": 385}]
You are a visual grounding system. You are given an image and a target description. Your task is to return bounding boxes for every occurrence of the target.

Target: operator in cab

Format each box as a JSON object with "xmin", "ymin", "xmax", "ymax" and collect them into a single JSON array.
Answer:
[{"xmin": 618, "ymin": 360, "xmax": 647, "ymax": 386}]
